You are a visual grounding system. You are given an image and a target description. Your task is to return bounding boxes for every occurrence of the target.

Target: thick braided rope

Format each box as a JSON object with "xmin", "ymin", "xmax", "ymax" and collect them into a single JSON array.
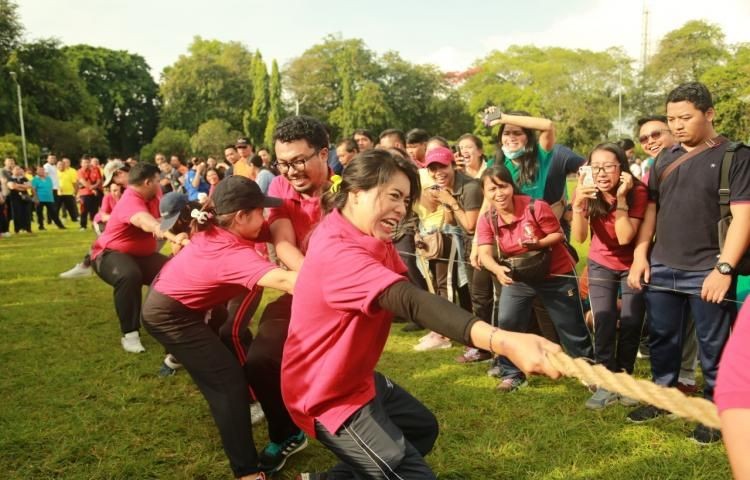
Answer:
[{"xmin": 546, "ymin": 350, "xmax": 721, "ymax": 429}]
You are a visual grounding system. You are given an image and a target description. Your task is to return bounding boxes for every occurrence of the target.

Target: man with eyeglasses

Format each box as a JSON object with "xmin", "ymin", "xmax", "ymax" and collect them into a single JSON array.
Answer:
[
  {"xmin": 238, "ymin": 116, "xmax": 332, "ymax": 474},
  {"xmin": 636, "ymin": 115, "xmax": 675, "ymax": 184}
]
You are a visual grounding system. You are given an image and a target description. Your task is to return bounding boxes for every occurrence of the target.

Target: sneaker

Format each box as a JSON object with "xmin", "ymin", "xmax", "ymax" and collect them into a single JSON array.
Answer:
[
  {"xmin": 121, "ymin": 331, "xmax": 146, "ymax": 353},
  {"xmin": 626, "ymin": 405, "xmax": 668, "ymax": 423},
  {"xmin": 401, "ymin": 321, "xmax": 424, "ymax": 332},
  {"xmin": 585, "ymin": 387, "xmax": 619, "ymax": 410},
  {"xmin": 455, "ymin": 347, "xmax": 492, "ymax": 364},
  {"xmin": 1, "ymin": 232, "xmax": 11, "ymax": 238},
  {"xmin": 496, "ymin": 376, "xmax": 527, "ymax": 393},
  {"xmin": 259, "ymin": 430, "xmax": 308, "ymax": 473},
  {"xmin": 295, "ymin": 474, "xmax": 328, "ymax": 480},
  {"xmin": 250, "ymin": 402, "xmax": 265, "ymax": 425},
  {"xmin": 676, "ymin": 382, "xmax": 699, "ymax": 395},
  {"xmin": 59, "ymin": 263, "xmax": 93, "ymax": 279},
  {"xmin": 413, "ymin": 333, "xmax": 451, "ymax": 351},
  {"xmin": 487, "ymin": 364, "xmax": 503, "ymax": 378},
  {"xmin": 158, "ymin": 362, "xmax": 177, "ymax": 377},
  {"xmin": 618, "ymin": 395, "xmax": 640, "ymax": 407},
  {"xmin": 79, "ymin": 227, "xmax": 86, "ymax": 231},
  {"xmin": 690, "ymin": 424, "xmax": 722, "ymax": 445}
]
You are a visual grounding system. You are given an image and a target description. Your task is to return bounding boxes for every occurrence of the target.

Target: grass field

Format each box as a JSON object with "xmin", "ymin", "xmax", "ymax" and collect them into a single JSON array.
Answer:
[{"xmin": 0, "ymin": 225, "xmax": 731, "ymax": 479}]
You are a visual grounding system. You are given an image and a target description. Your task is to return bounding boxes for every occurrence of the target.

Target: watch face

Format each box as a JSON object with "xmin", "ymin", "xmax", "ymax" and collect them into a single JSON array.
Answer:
[{"xmin": 718, "ymin": 263, "xmax": 732, "ymax": 274}]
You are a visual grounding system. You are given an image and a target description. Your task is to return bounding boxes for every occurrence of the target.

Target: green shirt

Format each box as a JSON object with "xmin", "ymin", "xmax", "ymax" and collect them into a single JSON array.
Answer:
[{"xmin": 487, "ymin": 143, "xmax": 552, "ymax": 200}]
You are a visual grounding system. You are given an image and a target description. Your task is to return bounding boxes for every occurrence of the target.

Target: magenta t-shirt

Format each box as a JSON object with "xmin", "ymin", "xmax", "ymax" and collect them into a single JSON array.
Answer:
[
  {"xmin": 94, "ymin": 193, "xmax": 119, "ymax": 223},
  {"xmin": 281, "ymin": 209, "xmax": 407, "ymax": 437},
  {"xmin": 476, "ymin": 195, "xmax": 574, "ymax": 276},
  {"xmin": 91, "ymin": 188, "xmax": 159, "ymax": 259},
  {"xmin": 716, "ymin": 300, "xmax": 750, "ymax": 412},
  {"xmin": 582, "ymin": 183, "xmax": 648, "ymax": 271},
  {"xmin": 266, "ymin": 175, "xmax": 322, "ymax": 254},
  {"xmin": 153, "ymin": 226, "xmax": 276, "ymax": 311}
]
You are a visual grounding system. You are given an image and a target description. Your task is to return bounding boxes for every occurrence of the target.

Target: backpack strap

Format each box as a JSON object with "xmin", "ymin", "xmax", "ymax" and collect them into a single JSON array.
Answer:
[{"xmin": 719, "ymin": 141, "xmax": 744, "ymax": 218}]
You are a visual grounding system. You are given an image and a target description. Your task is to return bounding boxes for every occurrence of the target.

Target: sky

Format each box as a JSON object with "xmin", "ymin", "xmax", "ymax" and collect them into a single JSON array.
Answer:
[{"xmin": 15, "ymin": 0, "xmax": 750, "ymax": 80}]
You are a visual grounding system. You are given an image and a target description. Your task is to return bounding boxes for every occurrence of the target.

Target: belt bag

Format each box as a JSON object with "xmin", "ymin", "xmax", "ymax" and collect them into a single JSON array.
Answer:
[
  {"xmin": 415, "ymin": 230, "xmax": 443, "ymax": 260},
  {"xmin": 500, "ymin": 248, "xmax": 552, "ymax": 284}
]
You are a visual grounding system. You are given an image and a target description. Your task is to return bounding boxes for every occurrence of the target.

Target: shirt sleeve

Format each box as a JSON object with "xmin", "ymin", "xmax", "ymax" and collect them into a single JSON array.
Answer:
[
  {"xmin": 320, "ymin": 244, "xmax": 406, "ymax": 316},
  {"xmin": 221, "ymin": 249, "xmax": 277, "ymax": 291},
  {"xmin": 729, "ymin": 147, "xmax": 750, "ymax": 203},
  {"xmin": 533, "ymin": 200, "xmax": 562, "ymax": 235},
  {"xmin": 267, "ymin": 176, "xmax": 291, "ymax": 225},
  {"xmin": 476, "ymin": 212, "xmax": 494, "ymax": 245},
  {"xmin": 118, "ymin": 192, "xmax": 151, "ymax": 222},
  {"xmin": 628, "ymin": 184, "xmax": 649, "ymax": 219},
  {"xmin": 460, "ymin": 179, "xmax": 484, "ymax": 211}
]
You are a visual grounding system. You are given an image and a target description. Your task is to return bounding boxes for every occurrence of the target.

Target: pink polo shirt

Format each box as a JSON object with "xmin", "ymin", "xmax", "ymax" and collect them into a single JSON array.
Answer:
[
  {"xmin": 716, "ymin": 300, "xmax": 750, "ymax": 412},
  {"xmin": 91, "ymin": 188, "xmax": 160, "ymax": 259},
  {"xmin": 94, "ymin": 193, "xmax": 119, "ymax": 223},
  {"xmin": 153, "ymin": 226, "xmax": 276, "ymax": 311},
  {"xmin": 476, "ymin": 195, "xmax": 574, "ymax": 276},
  {"xmin": 577, "ymin": 183, "xmax": 648, "ymax": 271},
  {"xmin": 281, "ymin": 209, "xmax": 407, "ymax": 437},
  {"xmin": 266, "ymin": 175, "xmax": 322, "ymax": 254}
]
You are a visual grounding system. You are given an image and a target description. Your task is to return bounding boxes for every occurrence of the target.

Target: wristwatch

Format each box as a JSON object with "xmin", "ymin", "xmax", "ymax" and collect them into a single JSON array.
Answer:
[{"xmin": 715, "ymin": 262, "xmax": 735, "ymax": 275}]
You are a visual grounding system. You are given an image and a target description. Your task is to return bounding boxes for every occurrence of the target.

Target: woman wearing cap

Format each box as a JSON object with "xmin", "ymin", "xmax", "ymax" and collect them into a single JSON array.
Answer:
[
  {"xmin": 283, "ymin": 150, "xmax": 561, "ymax": 480},
  {"xmin": 142, "ymin": 176, "xmax": 297, "ymax": 480}
]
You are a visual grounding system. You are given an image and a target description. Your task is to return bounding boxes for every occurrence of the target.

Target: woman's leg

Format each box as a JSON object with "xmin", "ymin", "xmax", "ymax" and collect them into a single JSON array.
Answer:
[
  {"xmin": 587, "ymin": 261, "xmax": 621, "ymax": 371},
  {"xmin": 495, "ymin": 282, "xmax": 536, "ymax": 379},
  {"xmin": 617, "ymin": 270, "xmax": 646, "ymax": 374},
  {"xmin": 536, "ymin": 275, "xmax": 593, "ymax": 360}
]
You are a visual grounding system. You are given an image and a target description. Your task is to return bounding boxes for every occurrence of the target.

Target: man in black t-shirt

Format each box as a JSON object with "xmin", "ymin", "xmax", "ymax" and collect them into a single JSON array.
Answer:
[{"xmin": 627, "ymin": 82, "xmax": 750, "ymax": 444}]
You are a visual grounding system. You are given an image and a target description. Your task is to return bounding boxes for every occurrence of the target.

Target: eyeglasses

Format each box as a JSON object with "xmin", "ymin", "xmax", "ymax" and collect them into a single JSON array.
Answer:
[
  {"xmin": 273, "ymin": 150, "xmax": 319, "ymax": 174},
  {"xmin": 638, "ymin": 129, "xmax": 670, "ymax": 144},
  {"xmin": 590, "ymin": 164, "xmax": 620, "ymax": 174}
]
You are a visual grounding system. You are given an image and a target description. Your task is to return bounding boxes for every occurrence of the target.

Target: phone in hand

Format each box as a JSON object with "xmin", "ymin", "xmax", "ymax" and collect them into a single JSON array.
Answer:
[
  {"xmin": 482, "ymin": 108, "xmax": 503, "ymax": 127},
  {"xmin": 579, "ymin": 166, "xmax": 595, "ymax": 187}
]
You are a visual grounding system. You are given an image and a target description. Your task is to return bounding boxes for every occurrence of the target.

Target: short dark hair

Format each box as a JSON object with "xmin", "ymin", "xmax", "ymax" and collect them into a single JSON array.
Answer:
[
  {"xmin": 666, "ymin": 82, "xmax": 714, "ymax": 113},
  {"xmin": 406, "ymin": 128, "xmax": 429, "ymax": 145},
  {"xmin": 336, "ymin": 138, "xmax": 358, "ymax": 153},
  {"xmin": 636, "ymin": 115, "xmax": 668, "ymax": 128},
  {"xmin": 224, "ymin": 144, "xmax": 237, "ymax": 152},
  {"xmin": 352, "ymin": 129, "xmax": 374, "ymax": 142},
  {"xmin": 619, "ymin": 138, "xmax": 635, "ymax": 151},
  {"xmin": 273, "ymin": 115, "xmax": 328, "ymax": 151},
  {"xmin": 128, "ymin": 162, "xmax": 160, "ymax": 186},
  {"xmin": 249, "ymin": 154, "xmax": 263, "ymax": 169},
  {"xmin": 379, "ymin": 128, "xmax": 406, "ymax": 145},
  {"xmin": 322, "ymin": 148, "xmax": 420, "ymax": 215},
  {"xmin": 427, "ymin": 136, "xmax": 450, "ymax": 149}
]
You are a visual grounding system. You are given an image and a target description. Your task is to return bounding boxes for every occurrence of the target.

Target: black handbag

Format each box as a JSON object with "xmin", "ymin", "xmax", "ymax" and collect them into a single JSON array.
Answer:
[{"xmin": 489, "ymin": 199, "xmax": 552, "ymax": 284}]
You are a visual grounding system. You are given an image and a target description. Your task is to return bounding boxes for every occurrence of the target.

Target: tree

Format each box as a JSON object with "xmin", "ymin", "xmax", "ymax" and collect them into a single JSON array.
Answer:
[
  {"xmin": 351, "ymin": 81, "xmax": 393, "ymax": 137},
  {"xmin": 263, "ymin": 60, "xmax": 282, "ymax": 150},
  {"xmin": 701, "ymin": 43, "xmax": 750, "ymax": 142},
  {"xmin": 244, "ymin": 51, "xmax": 269, "ymax": 146},
  {"xmin": 140, "ymin": 128, "xmax": 191, "ymax": 163},
  {"xmin": 160, "ymin": 37, "xmax": 254, "ymax": 134},
  {"xmin": 0, "ymin": 0, "xmax": 23, "ymax": 135},
  {"xmin": 190, "ymin": 119, "xmax": 242, "ymax": 159},
  {"xmin": 0, "ymin": 133, "xmax": 41, "ymax": 165},
  {"xmin": 647, "ymin": 20, "xmax": 729, "ymax": 89},
  {"xmin": 64, "ymin": 45, "xmax": 159, "ymax": 157}
]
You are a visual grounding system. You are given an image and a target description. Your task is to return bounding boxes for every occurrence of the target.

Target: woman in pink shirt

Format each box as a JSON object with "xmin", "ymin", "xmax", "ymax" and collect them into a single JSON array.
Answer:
[
  {"xmin": 142, "ymin": 176, "xmax": 296, "ymax": 480},
  {"xmin": 282, "ymin": 150, "xmax": 562, "ymax": 480},
  {"xmin": 571, "ymin": 143, "xmax": 648, "ymax": 410},
  {"xmin": 93, "ymin": 182, "xmax": 123, "ymax": 234}
]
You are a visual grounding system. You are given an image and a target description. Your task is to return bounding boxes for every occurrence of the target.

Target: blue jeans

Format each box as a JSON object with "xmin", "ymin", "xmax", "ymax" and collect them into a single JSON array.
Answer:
[
  {"xmin": 588, "ymin": 260, "xmax": 645, "ymax": 374},
  {"xmin": 496, "ymin": 273, "xmax": 593, "ymax": 380},
  {"xmin": 644, "ymin": 263, "xmax": 735, "ymax": 400}
]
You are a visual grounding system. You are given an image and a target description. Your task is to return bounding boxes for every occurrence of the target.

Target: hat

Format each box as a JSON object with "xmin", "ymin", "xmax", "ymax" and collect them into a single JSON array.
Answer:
[
  {"xmin": 159, "ymin": 192, "xmax": 189, "ymax": 231},
  {"xmin": 212, "ymin": 176, "xmax": 282, "ymax": 215},
  {"xmin": 425, "ymin": 146, "xmax": 454, "ymax": 168},
  {"xmin": 103, "ymin": 160, "xmax": 129, "ymax": 187},
  {"xmin": 235, "ymin": 137, "xmax": 251, "ymax": 147}
]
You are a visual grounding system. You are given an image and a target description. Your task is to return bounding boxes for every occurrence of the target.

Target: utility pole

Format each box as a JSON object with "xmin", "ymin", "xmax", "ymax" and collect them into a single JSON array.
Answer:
[
  {"xmin": 640, "ymin": 3, "xmax": 650, "ymax": 72},
  {"xmin": 9, "ymin": 72, "xmax": 28, "ymax": 169},
  {"xmin": 618, "ymin": 68, "xmax": 623, "ymax": 137}
]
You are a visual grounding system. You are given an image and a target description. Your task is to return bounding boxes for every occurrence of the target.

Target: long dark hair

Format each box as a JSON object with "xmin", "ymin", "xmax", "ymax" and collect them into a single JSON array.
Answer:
[
  {"xmin": 457, "ymin": 133, "xmax": 487, "ymax": 163},
  {"xmin": 586, "ymin": 142, "xmax": 643, "ymax": 219},
  {"xmin": 321, "ymin": 148, "xmax": 421, "ymax": 215},
  {"xmin": 496, "ymin": 111, "xmax": 539, "ymax": 186}
]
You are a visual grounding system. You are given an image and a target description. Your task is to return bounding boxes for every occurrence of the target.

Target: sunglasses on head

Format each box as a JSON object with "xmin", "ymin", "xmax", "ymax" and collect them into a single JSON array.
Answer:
[{"xmin": 638, "ymin": 129, "xmax": 669, "ymax": 144}]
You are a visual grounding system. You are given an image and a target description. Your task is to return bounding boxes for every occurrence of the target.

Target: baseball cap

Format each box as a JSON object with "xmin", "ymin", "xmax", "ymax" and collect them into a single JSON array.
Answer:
[
  {"xmin": 235, "ymin": 138, "xmax": 251, "ymax": 148},
  {"xmin": 212, "ymin": 176, "xmax": 282, "ymax": 215},
  {"xmin": 424, "ymin": 146, "xmax": 454, "ymax": 168},
  {"xmin": 159, "ymin": 192, "xmax": 189, "ymax": 231},
  {"xmin": 103, "ymin": 160, "xmax": 129, "ymax": 187}
]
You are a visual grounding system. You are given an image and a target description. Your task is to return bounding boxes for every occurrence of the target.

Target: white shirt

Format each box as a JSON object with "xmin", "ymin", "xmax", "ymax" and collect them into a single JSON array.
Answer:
[{"xmin": 44, "ymin": 162, "xmax": 60, "ymax": 189}]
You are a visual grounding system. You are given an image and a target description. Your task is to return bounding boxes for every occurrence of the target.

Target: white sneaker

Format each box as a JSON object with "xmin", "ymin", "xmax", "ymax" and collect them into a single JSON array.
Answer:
[
  {"xmin": 121, "ymin": 331, "xmax": 146, "ymax": 353},
  {"xmin": 250, "ymin": 402, "xmax": 266, "ymax": 425},
  {"xmin": 1, "ymin": 232, "xmax": 10, "ymax": 238},
  {"xmin": 59, "ymin": 263, "xmax": 92, "ymax": 279}
]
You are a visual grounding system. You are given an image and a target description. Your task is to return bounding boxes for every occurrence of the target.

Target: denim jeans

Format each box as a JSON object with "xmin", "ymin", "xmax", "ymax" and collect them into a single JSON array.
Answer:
[
  {"xmin": 644, "ymin": 263, "xmax": 735, "ymax": 400},
  {"xmin": 588, "ymin": 260, "xmax": 645, "ymax": 374},
  {"xmin": 496, "ymin": 273, "xmax": 593, "ymax": 379}
]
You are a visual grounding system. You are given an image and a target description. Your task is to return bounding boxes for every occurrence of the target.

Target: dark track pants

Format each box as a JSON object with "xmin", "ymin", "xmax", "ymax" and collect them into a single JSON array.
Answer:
[{"xmin": 315, "ymin": 372, "xmax": 439, "ymax": 479}]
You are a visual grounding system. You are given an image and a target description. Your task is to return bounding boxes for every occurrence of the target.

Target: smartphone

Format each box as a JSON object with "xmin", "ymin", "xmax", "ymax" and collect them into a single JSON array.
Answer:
[
  {"xmin": 579, "ymin": 166, "xmax": 595, "ymax": 187},
  {"xmin": 482, "ymin": 108, "xmax": 503, "ymax": 127}
]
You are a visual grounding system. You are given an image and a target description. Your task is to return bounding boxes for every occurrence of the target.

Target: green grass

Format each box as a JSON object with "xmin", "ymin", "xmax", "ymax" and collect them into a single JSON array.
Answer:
[{"xmin": 0, "ymin": 226, "xmax": 731, "ymax": 479}]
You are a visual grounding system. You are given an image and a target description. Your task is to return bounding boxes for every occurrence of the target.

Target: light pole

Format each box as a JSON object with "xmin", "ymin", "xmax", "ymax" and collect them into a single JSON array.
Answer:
[{"xmin": 9, "ymin": 71, "xmax": 28, "ymax": 169}]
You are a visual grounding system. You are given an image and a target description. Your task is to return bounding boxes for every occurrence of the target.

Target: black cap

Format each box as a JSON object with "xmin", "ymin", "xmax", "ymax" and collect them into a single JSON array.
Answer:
[
  {"xmin": 159, "ymin": 192, "xmax": 189, "ymax": 231},
  {"xmin": 213, "ymin": 176, "xmax": 282, "ymax": 215},
  {"xmin": 236, "ymin": 138, "xmax": 251, "ymax": 147}
]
